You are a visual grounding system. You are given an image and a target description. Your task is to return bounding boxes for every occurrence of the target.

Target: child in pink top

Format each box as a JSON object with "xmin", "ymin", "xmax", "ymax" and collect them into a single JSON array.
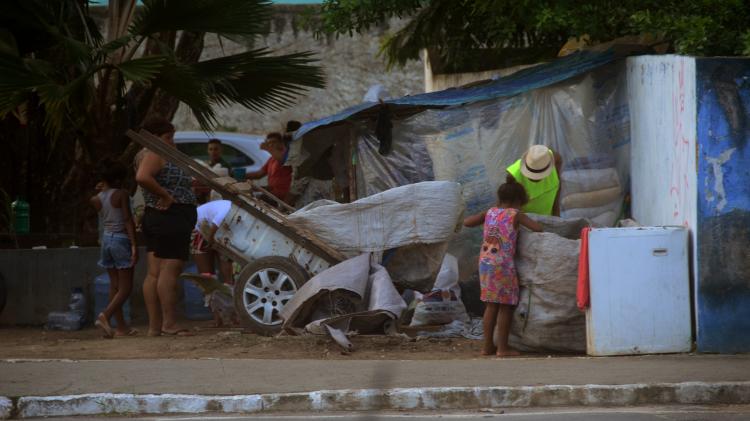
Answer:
[{"xmin": 464, "ymin": 181, "xmax": 542, "ymax": 357}]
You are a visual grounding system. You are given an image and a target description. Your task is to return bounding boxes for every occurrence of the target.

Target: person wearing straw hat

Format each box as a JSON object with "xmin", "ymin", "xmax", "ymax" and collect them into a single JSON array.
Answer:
[{"xmin": 505, "ymin": 145, "xmax": 562, "ymax": 216}]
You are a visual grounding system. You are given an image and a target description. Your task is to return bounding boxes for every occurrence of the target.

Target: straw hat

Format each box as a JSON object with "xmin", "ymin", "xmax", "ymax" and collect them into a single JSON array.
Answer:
[{"xmin": 520, "ymin": 145, "xmax": 553, "ymax": 181}]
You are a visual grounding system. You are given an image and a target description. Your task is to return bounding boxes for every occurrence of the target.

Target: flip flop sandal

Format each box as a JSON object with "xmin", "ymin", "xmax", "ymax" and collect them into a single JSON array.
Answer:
[
  {"xmin": 94, "ymin": 314, "xmax": 114, "ymax": 339},
  {"xmin": 161, "ymin": 329, "xmax": 194, "ymax": 337},
  {"xmin": 115, "ymin": 328, "xmax": 139, "ymax": 337}
]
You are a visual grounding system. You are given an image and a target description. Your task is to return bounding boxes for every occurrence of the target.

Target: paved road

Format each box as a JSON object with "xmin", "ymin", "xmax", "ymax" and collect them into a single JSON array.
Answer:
[
  {"xmin": 3, "ymin": 354, "xmax": 750, "ymax": 396},
  {"xmin": 36, "ymin": 406, "xmax": 750, "ymax": 421}
]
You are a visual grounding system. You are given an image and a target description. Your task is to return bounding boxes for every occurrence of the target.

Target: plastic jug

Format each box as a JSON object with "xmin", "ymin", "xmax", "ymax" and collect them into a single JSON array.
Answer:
[
  {"xmin": 182, "ymin": 263, "xmax": 213, "ymax": 321},
  {"xmin": 68, "ymin": 287, "xmax": 87, "ymax": 324},
  {"xmin": 94, "ymin": 273, "xmax": 131, "ymax": 327},
  {"xmin": 11, "ymin": 197, "xmax": 30, "ymax": 234}
]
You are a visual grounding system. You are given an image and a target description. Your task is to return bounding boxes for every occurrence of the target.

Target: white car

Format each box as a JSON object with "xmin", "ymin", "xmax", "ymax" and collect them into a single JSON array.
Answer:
[{"xmin": 174, "ymin": 131, "xmax": 270, "ymax": 175}]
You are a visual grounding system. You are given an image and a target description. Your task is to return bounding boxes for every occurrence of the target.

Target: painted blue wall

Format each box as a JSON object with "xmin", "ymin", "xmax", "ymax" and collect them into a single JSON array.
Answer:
[{"xmin": 695, "ymin": 58, "xmax": 750, "ymax": 353}]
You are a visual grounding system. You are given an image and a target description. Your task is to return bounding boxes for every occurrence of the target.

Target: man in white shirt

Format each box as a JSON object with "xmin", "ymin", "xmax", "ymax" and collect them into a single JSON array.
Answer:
[{"xmin": 191, "ymin": 200, "xmax": 233, "ymax": 283}]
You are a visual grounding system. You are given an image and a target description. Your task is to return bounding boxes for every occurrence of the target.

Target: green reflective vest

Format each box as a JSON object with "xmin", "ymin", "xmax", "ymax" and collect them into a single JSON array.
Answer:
[{"xmin": 506, "ymin": 157, "xmax": 559, "ymax": 215}]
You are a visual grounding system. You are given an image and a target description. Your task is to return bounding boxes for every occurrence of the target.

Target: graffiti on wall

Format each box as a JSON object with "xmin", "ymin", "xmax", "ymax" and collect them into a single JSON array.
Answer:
[
  {"xmin": 628, "ymin": 56, "xmax": 697, "ymax": 229},
  {"xmin": 670, "ymin": 59, "xmax": 695, "ymax": 228}
]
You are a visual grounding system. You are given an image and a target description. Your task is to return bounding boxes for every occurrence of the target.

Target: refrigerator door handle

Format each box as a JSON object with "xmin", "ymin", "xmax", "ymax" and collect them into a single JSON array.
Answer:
[{"xmin": 652, "ymin": 248, "xmax": 668, "ymax": 256}]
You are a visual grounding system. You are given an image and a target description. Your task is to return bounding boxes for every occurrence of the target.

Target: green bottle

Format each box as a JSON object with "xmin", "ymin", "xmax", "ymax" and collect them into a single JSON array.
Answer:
[{"xmin": 11, "ymin": 197, "xmax": 30, "ymax": 234}]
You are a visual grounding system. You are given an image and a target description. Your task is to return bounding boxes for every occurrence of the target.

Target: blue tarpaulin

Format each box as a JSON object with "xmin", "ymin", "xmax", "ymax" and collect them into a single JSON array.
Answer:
[{"xmin": 295, "ymin": 49, "xmax": 618, "ymax": 139}]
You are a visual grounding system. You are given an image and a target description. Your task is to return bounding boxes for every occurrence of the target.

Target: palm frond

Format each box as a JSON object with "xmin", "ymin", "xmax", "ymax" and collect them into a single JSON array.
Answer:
[
  {"xmin": 131, "ymin": 0, "xmax": 272, "ymax": 38},
  {"xmin": 151, "ymin": 61, "xmax": 217, "ymax": 129},
  {"xmin": 116, "ymin": 55, "xmax": 169, "ymax": 83},
  {"xmin": 191, "ymin": 48, "xmax": 325, "ymax": 114},
  {"xmin": 34, "ymin": 70, "xmax": 93, "ymax": 137},
  {"xmin": 2, "ymin": 0, "xmax": 101, "ymax": 64},
  {"xmin": 51, "ymin": 32, "xmax": 95, "ymax": 66},
  {"xmin": 0, "ymin": 51, "xmax": 94, "ymax": 136},
  {"xmin": 0, "ymin": 29, "xmax": 19, "ymax": 56},
  {"xmin": 97, "ymin": 35, "xmax": 133, "ymax": 56},
  {"xmin": 0, "ymin": 54, "xmax": 48, "ymax": 115},
  {"xmin": 35, "ymin": 82, "xmax": 71, "ymax": 136},
  {"xmin": 0, "ymin": 1, "xmax": 60, "ymax": 55},
  {"xmin": 0, "ymin": 91, "xmax": 28, "ymax": 118}
]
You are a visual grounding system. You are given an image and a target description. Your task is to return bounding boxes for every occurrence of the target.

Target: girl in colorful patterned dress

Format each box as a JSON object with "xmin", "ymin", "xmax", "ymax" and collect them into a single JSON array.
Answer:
[{"xmin": 464, "ymin": 181, "xmax": 543, "ymax": 357}]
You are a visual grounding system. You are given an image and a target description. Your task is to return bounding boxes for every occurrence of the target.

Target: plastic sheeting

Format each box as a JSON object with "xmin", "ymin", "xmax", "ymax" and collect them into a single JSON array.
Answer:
[
  {"xmin": 352, "ymin": 62, "xmax": 630, "ymax": 279},
  {"xmin": 280, "ymin": 253, "xmax": 407, "ymax": 338},
  {"xmin": 288, "ymin": 60, "xmax": 631, "ymax": 295},
  {"xmin": 294, "ymin": 49, "xmax": 620, "ymax": 139},
  {"xmin": 356, "ymin": 129, "xmax": 435, "ymax": 198}
]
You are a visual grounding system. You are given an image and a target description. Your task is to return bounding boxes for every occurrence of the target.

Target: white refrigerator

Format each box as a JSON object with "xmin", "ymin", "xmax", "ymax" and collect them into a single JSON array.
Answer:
[{"xmin": 586, "ymin": 227, "xmax": 692, "ymax": 356}]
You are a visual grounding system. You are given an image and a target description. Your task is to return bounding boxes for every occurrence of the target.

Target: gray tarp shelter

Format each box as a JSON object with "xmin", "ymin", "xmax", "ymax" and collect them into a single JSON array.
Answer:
[{"xmin": 288, "ymin": 44, "xmax": 646, "ymax": 280}]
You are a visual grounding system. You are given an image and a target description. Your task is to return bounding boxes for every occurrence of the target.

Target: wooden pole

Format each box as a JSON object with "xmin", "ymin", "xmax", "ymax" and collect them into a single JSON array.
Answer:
[{"xmin": 347, "ymin": 125, "xmax": 358, "ymax": 202}]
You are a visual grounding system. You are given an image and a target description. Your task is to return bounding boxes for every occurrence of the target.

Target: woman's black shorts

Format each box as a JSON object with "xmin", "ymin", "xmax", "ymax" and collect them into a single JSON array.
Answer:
[{"xmin": 142, "ymin": 204, "xmax": 197, "ymax": 261}]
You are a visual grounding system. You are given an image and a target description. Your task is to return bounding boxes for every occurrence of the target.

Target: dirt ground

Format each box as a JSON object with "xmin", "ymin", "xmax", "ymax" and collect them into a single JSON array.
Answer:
[{"xmin": 0, "ymin": 321, "xmax": 511, "ymax": 360}]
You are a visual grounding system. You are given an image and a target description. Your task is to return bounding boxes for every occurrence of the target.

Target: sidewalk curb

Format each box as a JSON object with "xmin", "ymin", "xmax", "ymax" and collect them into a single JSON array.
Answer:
[{"xmin": 5, "ymin": 381, "xmax": 750, "ymax": 419}]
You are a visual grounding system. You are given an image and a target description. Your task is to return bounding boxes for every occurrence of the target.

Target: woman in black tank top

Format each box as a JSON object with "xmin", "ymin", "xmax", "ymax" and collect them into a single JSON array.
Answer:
[{"xmin": 135, "ymin": 117, "xmax": 197, "ymax": 337}]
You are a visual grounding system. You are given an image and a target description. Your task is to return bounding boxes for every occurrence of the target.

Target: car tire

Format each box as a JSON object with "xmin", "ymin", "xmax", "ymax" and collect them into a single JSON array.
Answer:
[{"xmin": 233, "ymin": 257, "xmax": 308, "ymax": 336}]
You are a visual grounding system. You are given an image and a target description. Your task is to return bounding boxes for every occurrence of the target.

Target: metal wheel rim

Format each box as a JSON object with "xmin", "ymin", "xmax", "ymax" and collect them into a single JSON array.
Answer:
[{"xmin": 241, "ymin": 268, "xmax": 297, "ymax": 326}]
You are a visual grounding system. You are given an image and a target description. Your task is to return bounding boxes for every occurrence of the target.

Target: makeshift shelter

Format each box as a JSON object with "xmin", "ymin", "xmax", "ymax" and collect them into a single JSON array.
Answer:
[
  {"xmin": 288, "ymin": 46, "xmax": 644, "ymax": 282},
  {"xmin": 285, "ymin": 49, "xmax": 750, "ymax": 355}
]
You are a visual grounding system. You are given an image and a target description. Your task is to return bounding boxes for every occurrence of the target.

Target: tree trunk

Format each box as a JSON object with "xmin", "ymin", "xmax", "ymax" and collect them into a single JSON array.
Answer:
[{"xmin": 74, "ymin": 31, "xmax": 206, "ymax": 245}]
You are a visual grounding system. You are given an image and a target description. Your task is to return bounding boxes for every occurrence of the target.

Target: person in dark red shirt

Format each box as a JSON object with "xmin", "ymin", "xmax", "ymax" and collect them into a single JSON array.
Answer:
[{"xmin": 246, "ymin": 132, "xmax": 292, "ymax": 204}]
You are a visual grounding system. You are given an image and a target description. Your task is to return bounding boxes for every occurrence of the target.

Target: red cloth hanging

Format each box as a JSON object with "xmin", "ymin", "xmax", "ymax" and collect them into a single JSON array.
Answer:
[{"xmin": 576, "ymin": 226, "xmax": 591, "ymax": 311}]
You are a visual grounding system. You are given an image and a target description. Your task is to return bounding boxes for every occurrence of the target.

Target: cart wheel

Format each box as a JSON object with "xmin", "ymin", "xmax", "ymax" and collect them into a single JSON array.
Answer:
[{"xmin": 234, "ymin": 257, "xmax": 308, "ymax": 336}]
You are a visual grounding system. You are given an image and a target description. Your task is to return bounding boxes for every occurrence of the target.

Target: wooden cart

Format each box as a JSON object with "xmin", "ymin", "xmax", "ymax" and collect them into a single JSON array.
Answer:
[{"xmin": 126, "ymin": 129, "xmax": 346, "ymax": 335}]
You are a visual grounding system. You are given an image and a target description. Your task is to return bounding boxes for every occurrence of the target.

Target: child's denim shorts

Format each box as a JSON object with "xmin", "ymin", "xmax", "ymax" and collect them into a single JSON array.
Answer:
[{"xmin": 99, "ymin": 232, "xmax": 133, "ymax": 269}]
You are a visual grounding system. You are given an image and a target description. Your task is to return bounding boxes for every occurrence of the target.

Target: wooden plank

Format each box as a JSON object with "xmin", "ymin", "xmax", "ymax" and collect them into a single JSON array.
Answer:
[
  {"xmin": 126, "ymin": 129, "xmax": 346, "ymax": 264},
  {"xmin": 227, "ymin": 182, "xmax": 253, "ymax": 193},
  {"xmin": 348, "ymin": 126, "xmax": 358, "ymax": 202},
  {"xmin": 252, "ymin": 184, "xmax": 297, "ymax": 214},
  {"xmin": 214, "ymin": 176, "xmax": 242, "ymax": 186}
]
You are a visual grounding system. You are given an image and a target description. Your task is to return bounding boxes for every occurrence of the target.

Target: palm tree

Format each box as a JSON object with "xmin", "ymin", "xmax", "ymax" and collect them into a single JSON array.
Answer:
[{"xmin": 0, "ymin": 0, "xmax": 325, "ymax": 243}]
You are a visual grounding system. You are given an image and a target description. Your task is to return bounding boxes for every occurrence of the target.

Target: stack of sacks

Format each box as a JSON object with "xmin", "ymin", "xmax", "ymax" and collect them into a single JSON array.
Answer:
[{"xmin": 560, "ymin": 167, "xmax": 621, "ymax": 227}]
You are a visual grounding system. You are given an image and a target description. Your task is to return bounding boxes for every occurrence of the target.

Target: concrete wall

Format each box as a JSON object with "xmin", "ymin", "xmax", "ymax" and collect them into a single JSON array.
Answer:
[
  {"xmin": 628, "ymin": 55, "xmax": 698, "ymax": 231},
  {"xmin": 627, "ymin": 56, "xmax": 699, "ymax": 335},
  {"xmin": 172, "ymin": 7, "xmax": 424, "ymax": 134},
  {"xmin": 0, "ymin": 248, "xmax": 148, "ymax": 325},
  {"xmin": 628, "ymin": 55, "xmax": 750, "ymax": 353},
  {"xmin": 694, "ymin": 58, "xmax": 750, "ymax": 353}
]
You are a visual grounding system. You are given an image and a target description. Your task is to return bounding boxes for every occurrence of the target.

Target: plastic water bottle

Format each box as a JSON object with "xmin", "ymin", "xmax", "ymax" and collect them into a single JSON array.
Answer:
[
  {"xmin": 46, "ymin": 311, "xmax": 82, "ymax": 331},
  {"xmin": 11, "ymin": 197, "xmax": 30, "ymax": 234},
  {"xmin": 68, "ymin": 287, "xmax": 87, "ymax": 324},
  {"xmin": 46, "ymin": 288, "xmax": 87, "ymax": 331}
]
